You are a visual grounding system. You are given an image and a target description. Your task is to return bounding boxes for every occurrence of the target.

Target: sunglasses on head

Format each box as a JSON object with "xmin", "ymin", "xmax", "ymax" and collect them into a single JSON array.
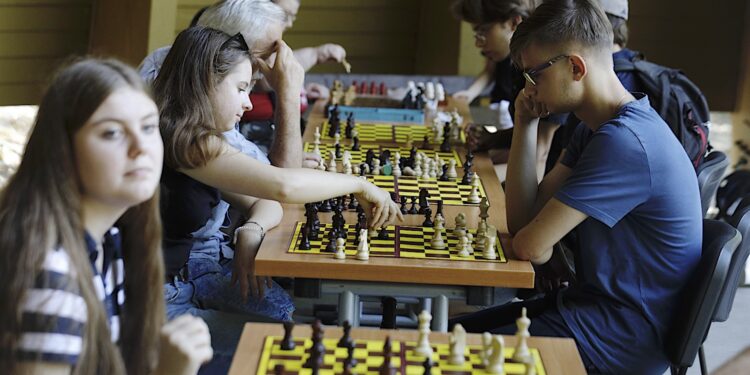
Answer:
[{"xmin": 221, "ymin": 32, "xmax": 250, "ymax": 52}]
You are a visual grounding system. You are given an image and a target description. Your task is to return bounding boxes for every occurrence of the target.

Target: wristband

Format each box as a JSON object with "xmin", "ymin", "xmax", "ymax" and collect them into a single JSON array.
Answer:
[{"xmin": 233, "ymin": 221, "xmax": 265, "ymax": 244}]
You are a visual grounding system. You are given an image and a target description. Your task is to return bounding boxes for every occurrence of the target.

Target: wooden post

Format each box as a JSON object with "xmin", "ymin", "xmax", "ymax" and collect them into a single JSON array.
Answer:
[{"xmin": 88, "ymin": 0, "xmax": 177, "ymax": 67}]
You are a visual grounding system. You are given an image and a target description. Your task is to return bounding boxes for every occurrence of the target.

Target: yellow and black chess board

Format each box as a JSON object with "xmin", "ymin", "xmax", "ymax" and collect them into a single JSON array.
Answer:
[
  {"xmin": 287, "ymin": 223, "xmax": 506, "ymax": 263},
  {"xmin": 366, "ymin": 175, "xmax": 487, "ymax": 206},
  {"xmin": 319, "ymin": 121, "xmax": 466, "ymax": 144},
  {"xmin": 256, "ymin": 335, "xmax": 545, "ymax": 375},
  {"xmin": 303, "ymin": 143, "xmax": 462, "ymax": 165}
]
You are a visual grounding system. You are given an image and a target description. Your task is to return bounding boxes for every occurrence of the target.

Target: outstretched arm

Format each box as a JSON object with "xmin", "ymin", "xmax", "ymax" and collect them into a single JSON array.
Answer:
[
  {"xmin": 293, "ymin": 44, "xmax": 347, "ymax": 72},
  {"xmin": 183, "ymin": 140, "xmax": 402, "ymax": 228},
  {"xmin": 452, "ymin": 58, "xmax": 495, "ymax": 103}
]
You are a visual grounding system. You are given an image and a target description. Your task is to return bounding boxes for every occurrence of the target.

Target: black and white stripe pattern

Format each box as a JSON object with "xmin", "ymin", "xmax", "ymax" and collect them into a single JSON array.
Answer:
[{"xmin": 16, "ymin": 228, "xmax": 125, "ymax": 364}]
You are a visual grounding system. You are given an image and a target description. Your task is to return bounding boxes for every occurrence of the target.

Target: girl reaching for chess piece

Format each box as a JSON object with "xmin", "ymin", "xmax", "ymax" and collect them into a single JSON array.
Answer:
[{"xmin": 153, "ymin": 26, "xmax": 402, "ymax": 371}]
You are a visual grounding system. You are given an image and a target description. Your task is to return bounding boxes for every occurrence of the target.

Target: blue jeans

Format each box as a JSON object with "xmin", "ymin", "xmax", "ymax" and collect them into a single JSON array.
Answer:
[{"xmin": 165, "ymin": 279, "xmax": 282, "ymax": 374}]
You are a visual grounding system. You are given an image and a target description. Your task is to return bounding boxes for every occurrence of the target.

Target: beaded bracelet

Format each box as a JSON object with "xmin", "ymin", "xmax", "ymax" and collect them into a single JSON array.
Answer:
[{"xmin": 233, "ymin": 221, "xmax": 265, "ymax": 244}]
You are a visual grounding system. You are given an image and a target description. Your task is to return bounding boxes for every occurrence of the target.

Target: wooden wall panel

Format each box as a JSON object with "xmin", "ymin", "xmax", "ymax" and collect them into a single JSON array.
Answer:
[
  {"xmin": 0, "ymin": 0, "xmax": 92, "ymax": 105},
  {"xmin": 628, "ymin": 0, "xmax": 747, "ymax": 111}
]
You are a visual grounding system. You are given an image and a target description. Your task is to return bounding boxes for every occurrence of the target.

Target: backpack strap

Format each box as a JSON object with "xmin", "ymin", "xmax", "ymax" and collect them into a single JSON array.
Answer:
[{"xmin": 613, "ymin": 58, "xmax": 635, "ymax": 72}]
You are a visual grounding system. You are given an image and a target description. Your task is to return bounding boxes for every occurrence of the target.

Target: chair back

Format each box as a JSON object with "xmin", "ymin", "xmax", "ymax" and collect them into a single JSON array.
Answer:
[
  {"xmin": 665, "ymin": 219, "xmax": 740, "ymax": 369},
  {"xmin": 697, "ymin": 151, "xmax": 728, "ymax": 216},
  {"xmin": 714, "ymin": 203, "xmax": 750, "ymax": 322}
]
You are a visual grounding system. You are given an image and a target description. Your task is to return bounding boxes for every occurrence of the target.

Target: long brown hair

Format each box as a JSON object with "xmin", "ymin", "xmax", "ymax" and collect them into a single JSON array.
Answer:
[
  {"xmin": 154, "ymin": 26, "xmax": 251, "ymax": 170},
  {"xmin": 0, "ymin": 58, "xmax": 165, "ymax": 375}
]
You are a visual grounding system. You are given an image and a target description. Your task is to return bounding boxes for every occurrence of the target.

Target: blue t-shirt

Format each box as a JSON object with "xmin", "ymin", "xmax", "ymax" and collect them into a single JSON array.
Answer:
[{"xmin": 554, "ymin": 94, "xmax": 702, "ymax": 374}]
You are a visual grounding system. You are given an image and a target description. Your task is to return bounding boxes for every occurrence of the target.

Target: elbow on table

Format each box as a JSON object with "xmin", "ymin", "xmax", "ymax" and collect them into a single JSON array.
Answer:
[{"xmin": 511, "ymin": 229, "xmax": 534, "ymax": 262}]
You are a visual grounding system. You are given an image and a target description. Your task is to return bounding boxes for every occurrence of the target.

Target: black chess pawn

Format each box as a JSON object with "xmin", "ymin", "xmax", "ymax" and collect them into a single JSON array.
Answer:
[
  {"xmin": 281, "ymin": 321, "xmax": 296, "ymax": 350},
  {"xmin": 422, "ymin": 207, "xmax": 434, "ymax": 227},
  {"xmin": 408, "ymin": 196, "xmax": 419, "ymax": 214},
  {"xmin": 338, "ymin": 321, "xmax": 354, "ymax": 348},
  {"xmin": 345, "ymin": 113, "xmax": 355, "ymax": 138},
  {"xmin": 335, "ymin": 143, "xmax": 342, "ymax": 159},
  {"xmin": 400, "ymin": 196, "xmax": 408, "ymax": 215},
  {"xmin": 318, "ymin": 199, "xmax": 332, "ymax": 212},
  {"xmin": 418, "ymin": 188, "xmax": 431, "ymax": 214},
  {"xmin": 379, "ymin": 336, "xmax": 396, "ymax": 375},
  {"xmin": 409, "ymin": 146, "xmax": 418, "ymax": 167},
  {"xmin": 299, "ymin": 224, "xmax": 312, "ymax": 250},
  {"xmin": 421, "ymin": 135, "xmax": 431, "ymax": 149},
  {"xmin": 342, "ymin": 344, "xmax": 357, "ymax": 373},
  {"xmin": 436, "ymin": 200, "xmax": 444, "ymax": 218},
  {"xmin": 325, "ymin": 229, "xmax": 337, "ymax": 253},
  {"xmin": 274, "ymin": 364, "xmax": 285, "ymax": 375},
  {"xmin": 440, "ymin": 122, "xmax": 451, "ymax": 152},
  {"xmin": 359, "ymin": 163, "xmax": 368, "ymax": 177},
  {"xmin": 377, "ymin": 226, "xmax": 389, "ymax": 240},
  {"xmin": 439, "ymin": 163, "xmax": 450, "ymax": 181},
  {"xmin": 348, "ymin": 193, "xmax": 358, "ymax": 209},
  {"xmin": 461, "ymin": 169, "xmax": 474, "ymax": 185},
  {"xmin": 365, "ymin": 149, "xmax": 376, "ymax": 167},
  {"xmin": 351, "ymin": 136, "xmax": 361, "ymax": 151}
]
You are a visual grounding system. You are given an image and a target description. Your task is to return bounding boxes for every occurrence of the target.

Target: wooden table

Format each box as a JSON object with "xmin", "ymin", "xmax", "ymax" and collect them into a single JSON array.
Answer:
[
  {"xmin": 228, "ymin": 323, "xmax": 586, "ymax": 375},
  {"xmin": 255, "ymin": 98, "xmax": 534, "ymax": 331}
]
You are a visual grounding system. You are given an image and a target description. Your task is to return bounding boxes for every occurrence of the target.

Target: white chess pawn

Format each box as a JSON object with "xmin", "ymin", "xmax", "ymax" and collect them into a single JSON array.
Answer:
[
  {"xmin": 317, "ymin": 158, "xmax": 326, "ymax": 171},
  {"xmin": 353, "ymin": 164, "xmax": 360, "ymax": 175},
  {"xmin": 468, "ymin": 175, "xmax": 481, "ymax": 203},
  {"xmin": 327, "ymin": 152, "xmax": 337, "ymax": 172},
  {"xmin": 486, "ymin": 335, "xmax": 505, "ymax": 374},
  {"xmin": 393, "ymin": 162, "xmax": 402, "ymax": 178},
  {"xmin": 476, "ymin": 220, "xmax": 488, "ymax": 250},
  {"xmin": 447, "ymin": 159, "xmax": 458, "ymax": 179},
  {"xmin": 428, "ymin": 161, "xmax": 438, "ymax": 179},
  {"xmin": 421, "ymin": 160, "xmax": 431, "ymax": 180},
  {"xmin": 343, "ymin": 162, "xmax": 353, "ymax": 175},
  {"xmin": 430, "ymin": 216, "xmax": 446, "ymax": 250},
  {"xmin": 483, "ymin": 233, "xmax": 497, "ymax": 260},
  {"xmin": 513, "ymin": 307, "xmax": 532, "ymax": 363},
  {"xmin": 372, "ymin": 159, "xmax": 381, "ymax": 175},
  {"xmin": 356, "ymin": 229, "xmax": 369, "ymax": 260},
  {"xmin": 436, "ymin": 83, "xmax": 446, "ymax": 102},
  {"xmin": 453, "ymin": 213, "xmax": 467, "ymax": 237},
  {"xmin": 481, "ymin": 332, "xmax": 493, "ymax": 367},
  {"xmin": 465, "ymin": 232, "xmax": 474, "ymax": 254},
  {"xmin": 457, "ymin": 235, "xmax": 470, "ymax": 257},
  {"xmin": 524, "ymin": 355, "xmax": 537, "ymax": 375},
  {"xmin": 415, "ymin": 310, "xmax": 433, "ymax": 357},
  {"xmin": 334, "ymin": 132, "xmax": 341, "ymax": 145},
  {"xmin": 334, "ymin": 237, "xmax": 346, "ymax": 259}
]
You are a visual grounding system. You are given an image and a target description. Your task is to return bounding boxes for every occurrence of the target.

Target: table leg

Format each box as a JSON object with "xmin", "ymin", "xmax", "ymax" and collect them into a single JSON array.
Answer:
[
  {"xmin": 338, "ymin": 290, "xmax": 355, "ymax": 326},
  {"xmin": 432, "ymin": 294, "xmax": 449, "ymax": 332}
]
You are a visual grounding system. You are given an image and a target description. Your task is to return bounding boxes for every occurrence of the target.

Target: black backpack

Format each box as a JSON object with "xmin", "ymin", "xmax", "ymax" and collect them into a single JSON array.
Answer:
[{"xmin": 614, "ymin": 53, "xmax": 711, "ymax": 169}]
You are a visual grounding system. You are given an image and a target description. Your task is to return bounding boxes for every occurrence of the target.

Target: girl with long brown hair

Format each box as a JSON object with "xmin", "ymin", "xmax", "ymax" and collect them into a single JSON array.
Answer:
[
  {"xmin": 153, "ymin": 26, "xmax": 401, "ymax": 370},
  {"xmin": 0, "ymin": 58, "xmax": 211, "ymax": 375}
]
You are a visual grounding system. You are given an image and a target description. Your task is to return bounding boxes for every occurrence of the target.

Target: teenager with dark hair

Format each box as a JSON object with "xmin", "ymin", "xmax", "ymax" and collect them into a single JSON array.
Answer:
[{"xmin": 450, "ymin": 1, "xmax": 702, "ymax": 373}]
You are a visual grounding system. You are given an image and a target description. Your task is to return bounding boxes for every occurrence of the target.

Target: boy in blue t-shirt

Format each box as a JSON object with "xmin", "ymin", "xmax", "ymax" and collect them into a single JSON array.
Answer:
[{"xmin": 449, "ymin": 0, "xmax": 702, "ymax": 374}]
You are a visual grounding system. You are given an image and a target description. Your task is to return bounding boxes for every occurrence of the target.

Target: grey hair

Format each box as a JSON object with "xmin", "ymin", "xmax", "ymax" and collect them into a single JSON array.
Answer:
[{"xmin": 197, "ymin": 0, "xmax": 287, "ymax": 50}]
